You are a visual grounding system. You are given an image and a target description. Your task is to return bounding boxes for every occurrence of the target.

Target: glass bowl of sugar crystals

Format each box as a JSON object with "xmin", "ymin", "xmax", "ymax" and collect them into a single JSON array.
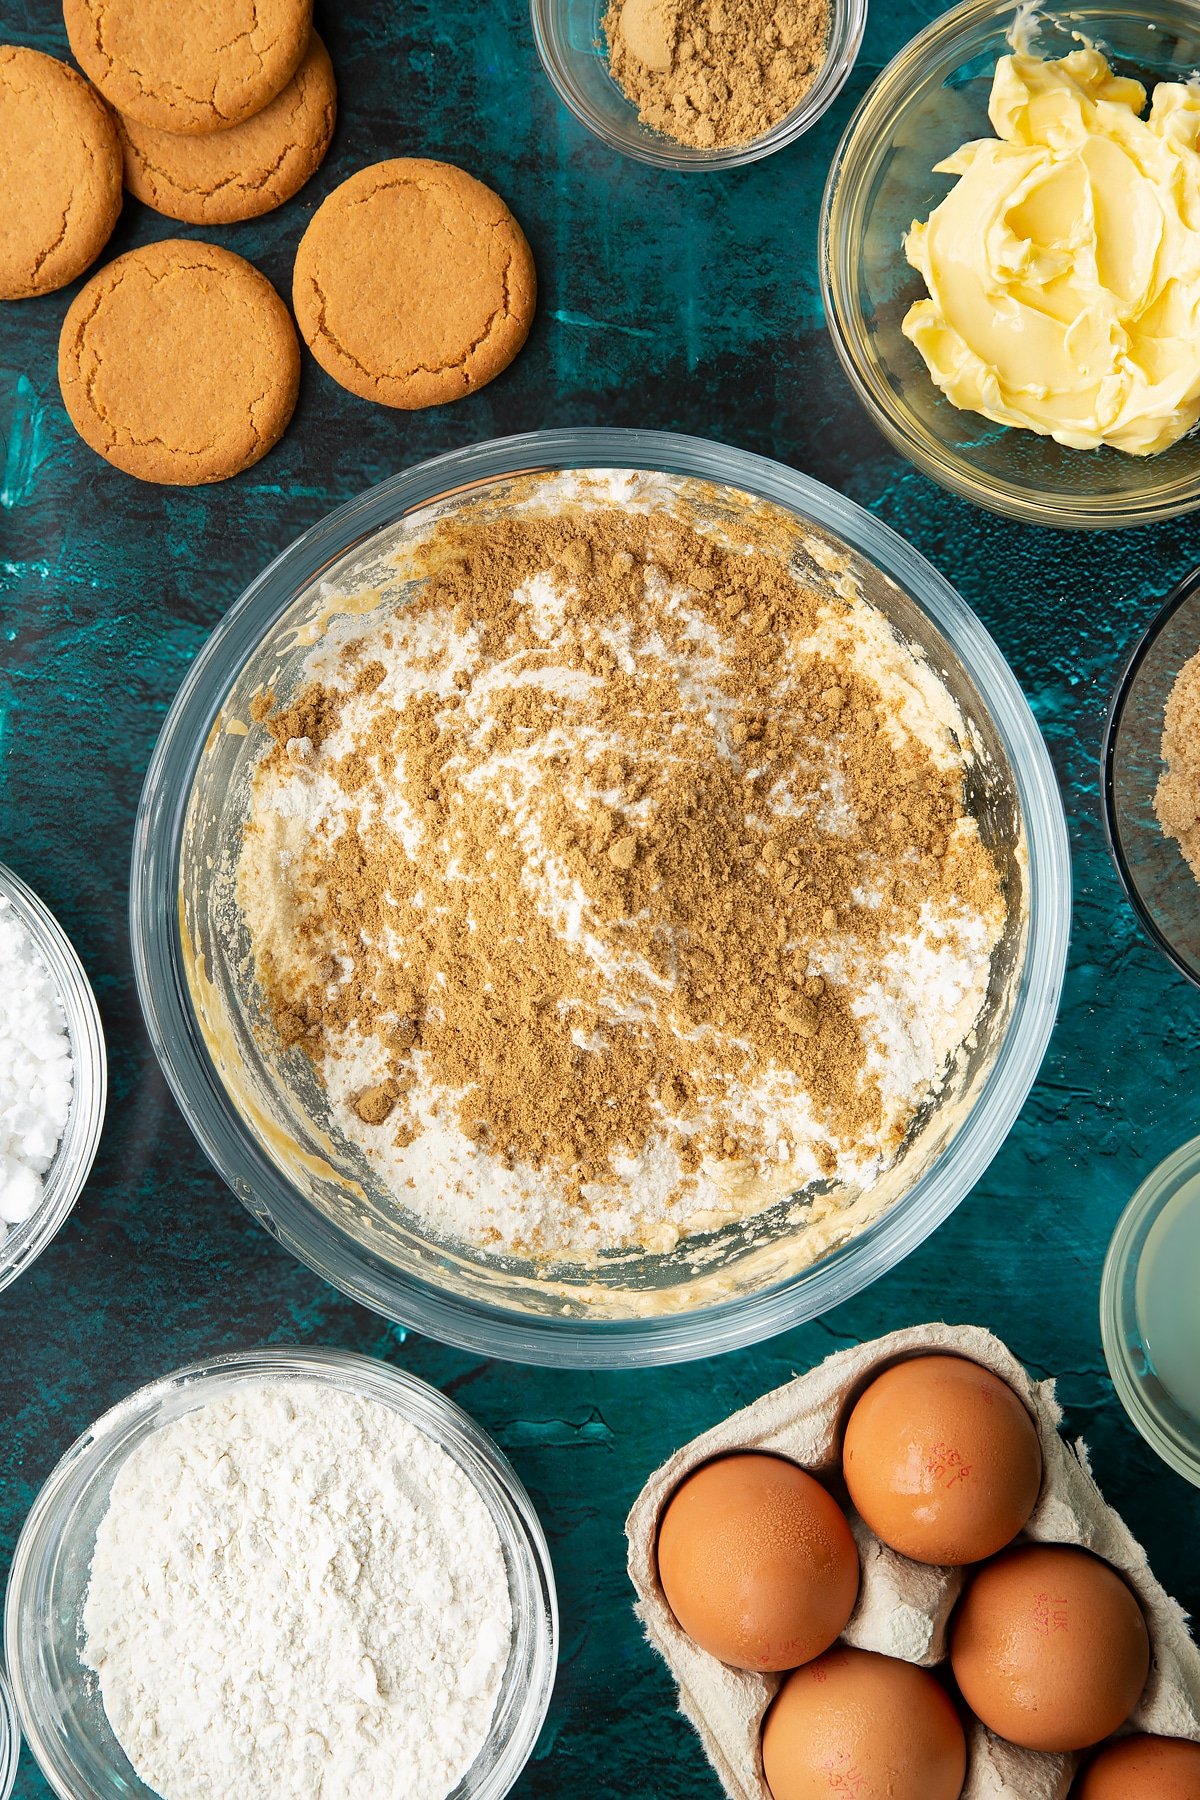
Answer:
[
  {"xmin": 130, "ymin": 428, "xmax": 1071, "ymax": 1368},
  {"xmin": 0, "ymin": 862, "xmax": 106, "ymax": 1295}
]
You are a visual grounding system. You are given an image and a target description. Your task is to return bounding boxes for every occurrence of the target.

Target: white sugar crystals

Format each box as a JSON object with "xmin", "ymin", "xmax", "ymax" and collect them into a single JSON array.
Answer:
[{"xmin": 0, "ymin": 891, "xmax": 73, "ymax": 1238}]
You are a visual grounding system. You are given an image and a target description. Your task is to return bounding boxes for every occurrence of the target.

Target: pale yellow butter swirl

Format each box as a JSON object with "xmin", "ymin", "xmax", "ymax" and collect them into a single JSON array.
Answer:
[{"xmin": 903, "ymin": 48, "xmax": 1200, "ymax": 455}]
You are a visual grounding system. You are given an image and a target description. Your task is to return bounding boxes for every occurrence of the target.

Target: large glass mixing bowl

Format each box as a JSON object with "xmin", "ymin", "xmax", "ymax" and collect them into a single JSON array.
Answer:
[{"xmin": 130, "ymin": 429, "xmax": 1070, "ymax": 1367}]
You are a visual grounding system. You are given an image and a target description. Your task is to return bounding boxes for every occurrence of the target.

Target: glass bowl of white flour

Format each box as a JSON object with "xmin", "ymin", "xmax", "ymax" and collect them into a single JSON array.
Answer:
[
  {"xmin": 131, "ymin": 428, "xmax": 1072, "ymax": 1367},
  {"xmin": 0, "ymin": 862, "xmax": 107, "ymax": 1294},
  {"xmin": 3, "ymin": 1346, "xmax": 558, "ymax": 1800}
]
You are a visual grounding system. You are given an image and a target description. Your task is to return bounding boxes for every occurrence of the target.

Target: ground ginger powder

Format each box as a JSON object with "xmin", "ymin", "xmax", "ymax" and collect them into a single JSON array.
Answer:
[{"xmin": 603, "ymin": 0, "xmax": 831, "ymax": 150}]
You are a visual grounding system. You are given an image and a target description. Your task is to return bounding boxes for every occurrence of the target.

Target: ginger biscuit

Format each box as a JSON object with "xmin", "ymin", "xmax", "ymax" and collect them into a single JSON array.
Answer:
[
  {"xmin": 117, "ymin": 32, "xmax": 336, "ymax": 224},
  {"xmin": 0, "ymin": 45, "xmax": 121, "ymax": 300},
  {"xmin": 58, "ymin": 240, "xmax": 300, "ymax": 485},
  {"xmin": 292, "ymin": 157, "xmax": 536, "ymax": 409},
  {"xmin": 63, "ymin": 0, "xmax": 312, "ymax": 136}
]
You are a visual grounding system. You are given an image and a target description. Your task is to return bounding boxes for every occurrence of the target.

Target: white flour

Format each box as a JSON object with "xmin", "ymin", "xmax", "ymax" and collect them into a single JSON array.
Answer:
[
  {"xmin": 82, "ymin": 1381, "xmax": 513, "ymax": 1800},
  {"xmin": 0, "ymin": 893, "xmax": 72, "ymax": 1234}
]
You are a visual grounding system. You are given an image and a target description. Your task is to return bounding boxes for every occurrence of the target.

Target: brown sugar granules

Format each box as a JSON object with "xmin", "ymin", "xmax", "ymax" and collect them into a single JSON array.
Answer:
[
  {"xmin": 236, "ymin": 473, "xmax": 1004, "ymax": 1259},
  {"xmin": 603, "ymin": 0, "xmax": 831, "ymax": 150},
  {"xmin": 1156, "ymin": 648, "xmax": 1200, "ymax": 883}
]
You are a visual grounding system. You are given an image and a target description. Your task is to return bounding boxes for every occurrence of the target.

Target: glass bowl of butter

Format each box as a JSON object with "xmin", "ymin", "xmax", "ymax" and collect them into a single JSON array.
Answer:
[{"xmin": 821, "ymin": 0, "xmax": 1200, "ymax": 530}]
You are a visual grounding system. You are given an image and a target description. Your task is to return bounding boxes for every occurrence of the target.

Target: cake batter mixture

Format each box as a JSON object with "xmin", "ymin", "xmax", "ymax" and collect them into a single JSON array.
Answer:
[{"xmin": 236, "ymin": 473, "xmax": 1005, "ymax": 1260}]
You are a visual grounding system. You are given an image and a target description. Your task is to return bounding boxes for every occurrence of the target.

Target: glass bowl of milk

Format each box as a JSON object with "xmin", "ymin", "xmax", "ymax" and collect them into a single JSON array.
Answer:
[{"xmin": 1102, "ymin": 1136, "xmax": 1200, "ymax": 1486}]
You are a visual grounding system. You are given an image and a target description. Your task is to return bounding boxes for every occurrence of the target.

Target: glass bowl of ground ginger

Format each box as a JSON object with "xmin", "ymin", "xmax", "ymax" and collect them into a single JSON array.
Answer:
[
  {"xmin": 1105, "ymin": 569, "xmax": 1200, "ymax": 988},
  {"xmin": 531, "ymin": 0, "xmax": 866, "ymax": 169},
  {"xmin": 131, "ymin": 428, "xmax": 1070, "ymax": 1368}
]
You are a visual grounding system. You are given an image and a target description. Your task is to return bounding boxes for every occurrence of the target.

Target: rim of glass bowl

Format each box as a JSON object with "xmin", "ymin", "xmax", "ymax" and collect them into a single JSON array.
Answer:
[
  {"xmin": 819, "ymin": 0, "xmax": 1200, "ymax": 530},
  {"xmin": 0, "ymin": 863, "xmax": 107, "ymax": 1296},
  {"xmin": 1100, "ymin": 1136, "xmax": 1200, "ymax": 1486},
  {"xmin": 130, "ymin": 427, "xmax": 1071, "ymax": 1369},
  {"xmin": 4, "ymin": 1346, "xmax": 559, "ymax": 1800},
  {"xmin": 529, "ymin": 0, "xmax": 867, "ymax": 170},
  {"xmin": 1102, "ymin": 566, "xmax": 1200, "ymax": 992},
  {"xmin": 0, "ymin": 1665, "xmax": 18, "ymax": 1800}
]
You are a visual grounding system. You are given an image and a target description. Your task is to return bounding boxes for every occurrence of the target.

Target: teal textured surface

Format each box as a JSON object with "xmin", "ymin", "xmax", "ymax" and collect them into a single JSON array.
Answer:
[{"xmin": 1, "ymin": 1, "xmax": 1199, "ymax": 1795}]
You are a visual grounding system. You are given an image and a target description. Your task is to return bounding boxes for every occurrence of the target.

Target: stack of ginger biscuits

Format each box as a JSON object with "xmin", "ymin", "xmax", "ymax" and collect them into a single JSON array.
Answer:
[{"xmin": 1, "ymin": 0, "xmax": 536, "ymax": 485}]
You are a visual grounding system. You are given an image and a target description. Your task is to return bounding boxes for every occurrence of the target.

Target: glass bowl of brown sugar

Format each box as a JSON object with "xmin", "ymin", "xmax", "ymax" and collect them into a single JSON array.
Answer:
[
  {"xmin": 531, "ymin": 0, "xmax": 866, "ymax": 169},
  {"xmin": 130, "ymin": 427, "xmax": 1070, "ymax": 1368},
  {"xmin": 1105, "ymin": 568, "xmax": 1200, "ymax": 990}
]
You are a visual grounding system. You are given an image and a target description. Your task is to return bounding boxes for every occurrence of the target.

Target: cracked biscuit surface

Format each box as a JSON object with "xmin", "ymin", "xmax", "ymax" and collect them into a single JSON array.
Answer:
[
  {"xmin": 58, "ymin": 240, "xmax": 300, "ymax": 484},
  {"xmin": 63, "ymin": 0, "xmax": 312, "ymax": 135},
  {"xmin": 0, "ymin": 44, "xmax": 122, "ymax": 300},
  {"xmin": 292, "ymin": 157, "xmax": 536, "ymax": 409},
  {"xmin": 117, "ymin": 32, "xmax": 336, "ymax": 224}
]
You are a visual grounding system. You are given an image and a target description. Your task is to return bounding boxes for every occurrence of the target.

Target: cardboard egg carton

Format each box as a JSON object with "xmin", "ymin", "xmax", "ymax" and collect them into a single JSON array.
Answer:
[{"xmin": 626, "ymin": 1322, "xmax": 1200, "ymax": 1800}]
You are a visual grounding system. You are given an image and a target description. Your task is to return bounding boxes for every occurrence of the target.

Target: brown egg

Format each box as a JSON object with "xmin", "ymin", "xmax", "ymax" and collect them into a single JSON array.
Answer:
[
  {"xmin": 950, "ymin": 1545, "xmax": 1150, "ymax": 1751},
  {"xmin": 762, "ymin": 1646, "xmax": 967, "ymax": 1800},
  {"xmin": 656, "ymin": 1452, "xmax": 859, "ymax": 1672},
  {"xmin": 1073, "ymin": 1734, "xmax": 1200, "ymax": 1798},
  {"xmin": 842, "ymin": 1354, "xmax": 1043, "ymax": 1565}
]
